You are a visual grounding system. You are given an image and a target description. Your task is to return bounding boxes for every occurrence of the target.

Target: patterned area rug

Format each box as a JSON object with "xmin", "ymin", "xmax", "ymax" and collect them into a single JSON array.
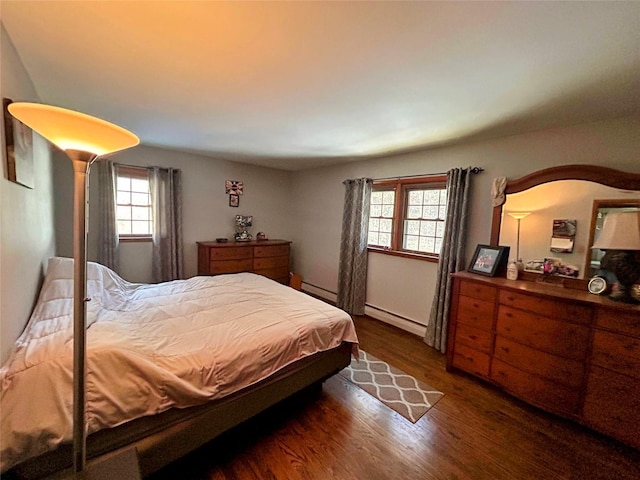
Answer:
[{"xmin": 339, "ymin": 350, "xmax": 444, "ymax": 423}]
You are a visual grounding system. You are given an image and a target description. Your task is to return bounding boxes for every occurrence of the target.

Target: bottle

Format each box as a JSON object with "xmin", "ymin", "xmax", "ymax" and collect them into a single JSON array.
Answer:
[{"xmin": 507, "ymin": 260, "xmax": 518, "ymax": 280}]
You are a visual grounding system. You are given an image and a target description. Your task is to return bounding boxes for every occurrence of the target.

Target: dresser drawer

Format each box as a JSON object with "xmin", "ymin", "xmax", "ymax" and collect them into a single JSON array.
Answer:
[
  {"xmin": 254, "ymin": 245, "xmax": 289, "ymax": 258},
  {"xmin": 494, "ymin": 336, "xmax": 584, "ymax": 388},
  {"xmin": 253, "ymin": 256, "xmax": 289, "ymax": 270},
  {"xmin": 456, "ymin": 295, "xmax": 495, "ymax": 330},
  {"xmin": 459, "ymin": 281, "xmax": 497, "ymax": 302},
  {"xmin": 595, "ymin": 308, "xmax": 640, "ymax": 338},
  {"xmin": 452, "ymin": 343, "xmax": 490, "ymax": 377},
  {"xmin": 209, "ymin": 259, "xmax": 253, "ymax": 274},
  {"xmin": 496, "ymin": 305, "xmax": 590, "ymax": 361},
  {"xmin": 499, "ymin": 290, "xmax": 592, "ymax": 326},
  {"xmin": 209, "ymin": 246, "xmax": 253, "ymax": 260},
  {"xmin": 583, "ymin": 366, "xmax": 640, "ymax": 450},
  {"xmin": 591, "ymin": 330, "xmax": 640, "ymax": 379},
  {"xmin": 490, "ymin": 359, "xmax": 581, "ymax": 416},
  {"xmin": 454, "ymin": 323, "xmax": 493, "ymax": 353}
]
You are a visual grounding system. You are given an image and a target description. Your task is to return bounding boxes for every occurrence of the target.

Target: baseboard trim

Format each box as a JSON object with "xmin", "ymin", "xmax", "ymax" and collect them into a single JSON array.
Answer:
[
  {"xmin": 364, "ymin": 305, "xmax": 427, "ymax": 337},
  {"xmin": 301, "ymin": 282, "xmax": 427, "ymax": 337}
]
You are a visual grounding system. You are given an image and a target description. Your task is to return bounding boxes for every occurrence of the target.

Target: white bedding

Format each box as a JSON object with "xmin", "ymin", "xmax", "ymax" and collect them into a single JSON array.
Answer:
[{"xmin": 0, "ymin": 257, "xmax": 358, "ymax": 472}]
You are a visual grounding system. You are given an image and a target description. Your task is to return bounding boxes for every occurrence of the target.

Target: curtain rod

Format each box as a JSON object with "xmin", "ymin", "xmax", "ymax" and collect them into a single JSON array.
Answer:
[{"xmin": 373, "ymin": 166, "xmax": 483, "ymax": 182}]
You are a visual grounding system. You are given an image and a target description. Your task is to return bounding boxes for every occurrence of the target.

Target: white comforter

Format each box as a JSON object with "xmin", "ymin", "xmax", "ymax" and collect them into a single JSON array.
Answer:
[{"xmin": 0, "ymin": 257, "xmax": 358, "ymax": 472}]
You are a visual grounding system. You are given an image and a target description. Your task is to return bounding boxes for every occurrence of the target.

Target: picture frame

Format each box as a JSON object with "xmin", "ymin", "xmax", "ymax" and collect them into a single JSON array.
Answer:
[
  {"xmin": 229, "ymin": 194, "xmax": 239, "ymax": 207},
  {"xmin": 225, "ymin": 180, "xmax": 243, "ymax": 195},
  {"xmin": 3, "ymin": 98, "xmax": 34, "ymax": 189},
  {"xmin": 468, "ymin": 244, "xmax": 510, "ymax": 277}
]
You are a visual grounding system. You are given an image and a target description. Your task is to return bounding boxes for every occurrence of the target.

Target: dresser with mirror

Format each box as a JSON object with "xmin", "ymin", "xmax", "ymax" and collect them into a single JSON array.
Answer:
[{"xmin": 447, "ymin": 165, "xmax": 640, "ymax": 450}]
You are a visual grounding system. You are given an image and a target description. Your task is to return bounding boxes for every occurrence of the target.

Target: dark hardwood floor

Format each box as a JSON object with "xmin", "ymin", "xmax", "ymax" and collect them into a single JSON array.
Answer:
[{"xmin": 150, "ymin": 315, "xmax": 640, "ymax": 479}]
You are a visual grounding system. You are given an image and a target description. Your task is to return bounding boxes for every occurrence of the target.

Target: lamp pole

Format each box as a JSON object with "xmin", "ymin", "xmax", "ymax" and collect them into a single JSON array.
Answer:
[{"xmin": 70, "ymin": 151, "xmax": 98, "ymax": 472}]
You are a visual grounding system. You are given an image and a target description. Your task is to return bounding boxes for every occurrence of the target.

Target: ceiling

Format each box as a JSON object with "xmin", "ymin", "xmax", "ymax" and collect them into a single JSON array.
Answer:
[{"xmin": 2, "ymin": 1, "xmax": 639, "ymax": 171}]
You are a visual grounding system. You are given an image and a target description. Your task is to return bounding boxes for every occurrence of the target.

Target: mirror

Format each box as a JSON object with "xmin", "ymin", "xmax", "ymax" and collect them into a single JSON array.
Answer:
[{"xmin": 491, "ymin": 165, "xmax": 640, "ymax": 287}]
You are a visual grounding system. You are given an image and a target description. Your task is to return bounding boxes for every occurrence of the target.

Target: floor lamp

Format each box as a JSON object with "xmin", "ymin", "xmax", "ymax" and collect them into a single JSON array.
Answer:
[
  {"xmin": 507, "ymin": 212, "xmax": 531, "ymax": 269},
  {"xmin": 8, "ymin": 103, "xmax": 139, "ymax": 477}
]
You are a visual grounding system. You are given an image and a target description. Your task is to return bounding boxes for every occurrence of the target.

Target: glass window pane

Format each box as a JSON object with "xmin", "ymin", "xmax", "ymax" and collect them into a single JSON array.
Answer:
[
  {"xmin": 439, "ymin": 189, "xmax": 447, "ymax": 203},
  {"xmin": 408, "ymin": 190, "xmax": 423, "ymax": 205},
  {"xmin": 370, "ymin": 204, "xmax": 382, "ymax": 217},
  {"xmin": 117, "ymin": 205, "xmax": 131, "ymax": 220},
  {"xmin": 405, "ymin": 220, "xmax": 420, "ymax": 235},
  {"xmin": 418, "ymin": 237, "xmax": 430, "ymax": 252},
  {"xmin": 131, "ymin": 178, "xmax": 149, "ymax": 193},
  {"xmin": 117, "ymin": 191, "xmax": 131, "ymax": 205},
  {"xmin": 368, "ymin": 232, "xmax": 379, "ymax": 245},
  {"xmin": 118, "ymin": 220, "xmax": 131, "ymax": 234},
  {"xmin": 425, "ymin": 190, "xmax": 440, "ymax": 204},
  {"xmin": 434, "ymin": 238, "xmax": 443, "ymax": 253},
  {"xmin": 371, "ymin": 191, "xmax": 382, "ymax": 204},
  {"xmin": 436, "ymin": 221, "xmax": 445, "ymax": 237},
  {"xmin": 381, "ymin": 204, "xmax": 394, "ymax": 217},
  {"xmin": 421, "ymin": 221, "xmax": 436, "ymax": 236},
  {"xmin": 382, "ymin": 191, "xmax": 395, "ymax": 204},
  {"xmin": 131, "ymin": 221, "xmax": 150, "ymax": 235},
  {"xmin": 117, "ymin": 176, "xmax": 130, "ymax": 191},
  {"xmin": 404, "ymin": 235, "xmax": 419, "ymax": 250},
  {"xmin": 132, "ymin": 206, "xmax": 150, "ymax": 221},
  {"xmin": 369, "ymin": 218, "xmax": 380, "ymax": 231},
  {"xmin": 380, "ymin": 219, "xmax": 393, "ymax": 233},
  {"xmin": 407, "ymin": 205, "xmax": 421, "ymax": 219},
  {"xmin": 131, "ymin": 192, "xmax": 149, "ymax": 206},
  {"xmin": 425, "ymin": 237, "xmax": 435, "ymax": 252},
  {"xmin": 423, "ymin": 205, "xmax": 438, "ymax": 219},
  {"xmin": 439, "ymin": 205, "xmax": 447, "ymax": 220},
  {"xmin": 379, "ymin": 233, "xmax": 392, "ymax": 247}
]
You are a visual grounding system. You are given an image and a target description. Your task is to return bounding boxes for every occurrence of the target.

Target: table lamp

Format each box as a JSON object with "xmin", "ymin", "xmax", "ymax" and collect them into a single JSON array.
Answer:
[
  {"xmin": 8, "ymin": 102, "xmax": 139, "ymax": 476},
  {"xmin": 591, "ymin": 211, "xmax": 640, "ymax": 303}
]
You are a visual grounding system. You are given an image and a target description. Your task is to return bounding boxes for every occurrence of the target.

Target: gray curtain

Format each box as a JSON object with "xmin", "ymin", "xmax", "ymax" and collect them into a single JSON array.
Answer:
[
  {"xmin": 337, "ymin": 178, "xmax": 373, "ymax": 315},
  {"xmin": 425, "ymin": 167, "xmax": 474, "ymax": 352},
  {"xmin": 149, "ymin": 166, "xmax": 184, "ymax": 282},
  {"xmin": 96, "ymin": 160, "xmax": 119, "ymax": 271}
]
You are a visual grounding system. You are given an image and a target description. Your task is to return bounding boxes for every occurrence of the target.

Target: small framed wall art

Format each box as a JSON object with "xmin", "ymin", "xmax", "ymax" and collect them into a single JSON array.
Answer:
[
  {"xmin": 229, "ymin": 194, "xmax": 239, "ymax": 207},
  {"xmin": 3, "ymin": 98, "xmax": 34, "ymax": 188},
  {"xmin": 225, "ymin": 180, "xmax": 243, "ymax": 195}
]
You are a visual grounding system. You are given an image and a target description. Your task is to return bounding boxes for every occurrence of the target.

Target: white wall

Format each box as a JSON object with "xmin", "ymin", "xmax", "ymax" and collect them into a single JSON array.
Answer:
[
  {"xmin": 291, "ymin": 116, "xmax": 640, "ymax": 334},
  {"xmin": 54, "ymin": 145, "xmax": 294, "ymax": 282},
  {"xmin": 0, "ymin": 23, "xmax": 56, "ymax": 364}
]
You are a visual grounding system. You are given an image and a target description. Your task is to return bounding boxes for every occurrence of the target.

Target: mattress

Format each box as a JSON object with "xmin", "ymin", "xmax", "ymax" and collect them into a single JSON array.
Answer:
[{"xmin": 0, "ymin": 257, "xmax": 358, "ymax": 472}]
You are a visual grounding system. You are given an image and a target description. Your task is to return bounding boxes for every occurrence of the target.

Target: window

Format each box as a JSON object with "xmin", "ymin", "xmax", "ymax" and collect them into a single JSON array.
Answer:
[
  {"xmin": 367, "ymin": 176, "xmax": 447, "ymax": 261},
  {"xmin": 116, "ymin": 166, "xmax": 152, "ymax": 240}
]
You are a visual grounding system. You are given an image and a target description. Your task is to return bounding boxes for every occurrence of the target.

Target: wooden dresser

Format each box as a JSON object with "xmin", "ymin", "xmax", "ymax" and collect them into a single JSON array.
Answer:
[
  {"xmin": 197, "ymin": 240, "xmax": 291, "ymax": 284},
  {"xmin": 447, "ymin": 271, "xmax": 640, "ymax": 449}
]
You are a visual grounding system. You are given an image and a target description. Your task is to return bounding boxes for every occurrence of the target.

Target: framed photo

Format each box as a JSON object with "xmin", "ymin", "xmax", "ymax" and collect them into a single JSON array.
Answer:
[
  {"xmin": 468, "ymin": 244, "xmax": 510, "ymax": 277},
  {"xmin": 3, "ymin": 98, "xmax": 34, "ymax": 189},
  {"xmin": 229, "ymin": 194, "xmax": 239, "ymax": 207},
  {"xmin": 225, "ymin": 180, "xmax": 243, "ymax": 195}
]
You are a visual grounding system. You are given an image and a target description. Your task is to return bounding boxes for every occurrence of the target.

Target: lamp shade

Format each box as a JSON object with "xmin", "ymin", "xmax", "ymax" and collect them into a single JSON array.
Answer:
[
  {"xmin": 592, "ymin": 211, "xmax": 640, "ymax": 250},
  {"xmin": 507, "ymin": 212, "xmax": 531, "ymax": 220},
  {"xmin": 7, "ymin": 102, "xmax": 139, "ymax": 156}
]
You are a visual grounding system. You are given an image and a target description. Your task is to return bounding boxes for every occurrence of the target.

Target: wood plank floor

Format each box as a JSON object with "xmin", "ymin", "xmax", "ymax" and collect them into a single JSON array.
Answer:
[{"xmin": 150, "ymin": 315, "xmax": 640, "ymax": 479}]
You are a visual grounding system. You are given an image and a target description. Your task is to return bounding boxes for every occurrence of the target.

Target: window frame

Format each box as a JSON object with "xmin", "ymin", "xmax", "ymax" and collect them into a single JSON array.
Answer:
[
  {"xmin": 368, "ymin": 175, "xmax": 447, "ymax": 262},
  {"xmin": 116, "ymin": 165, "xmax": 153, "ymax": 242}
]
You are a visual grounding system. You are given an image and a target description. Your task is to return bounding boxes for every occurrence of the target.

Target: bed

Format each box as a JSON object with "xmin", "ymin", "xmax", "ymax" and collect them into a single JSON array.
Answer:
[{"xmin": 1, "ymin": 257, "xmax": 358, "ymax": 478}]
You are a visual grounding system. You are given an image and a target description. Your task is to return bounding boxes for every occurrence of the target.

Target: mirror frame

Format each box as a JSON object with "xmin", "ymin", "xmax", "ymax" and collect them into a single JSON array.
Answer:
[{"xmin": 490, "ymin": 164, "xmax": 640, "ymax": 287}]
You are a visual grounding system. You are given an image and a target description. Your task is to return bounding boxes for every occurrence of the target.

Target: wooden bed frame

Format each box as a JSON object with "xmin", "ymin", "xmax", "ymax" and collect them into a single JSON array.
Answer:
[{"xmin": 7, "ymin": 342, "xmax": 353, "ymax": 479}]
